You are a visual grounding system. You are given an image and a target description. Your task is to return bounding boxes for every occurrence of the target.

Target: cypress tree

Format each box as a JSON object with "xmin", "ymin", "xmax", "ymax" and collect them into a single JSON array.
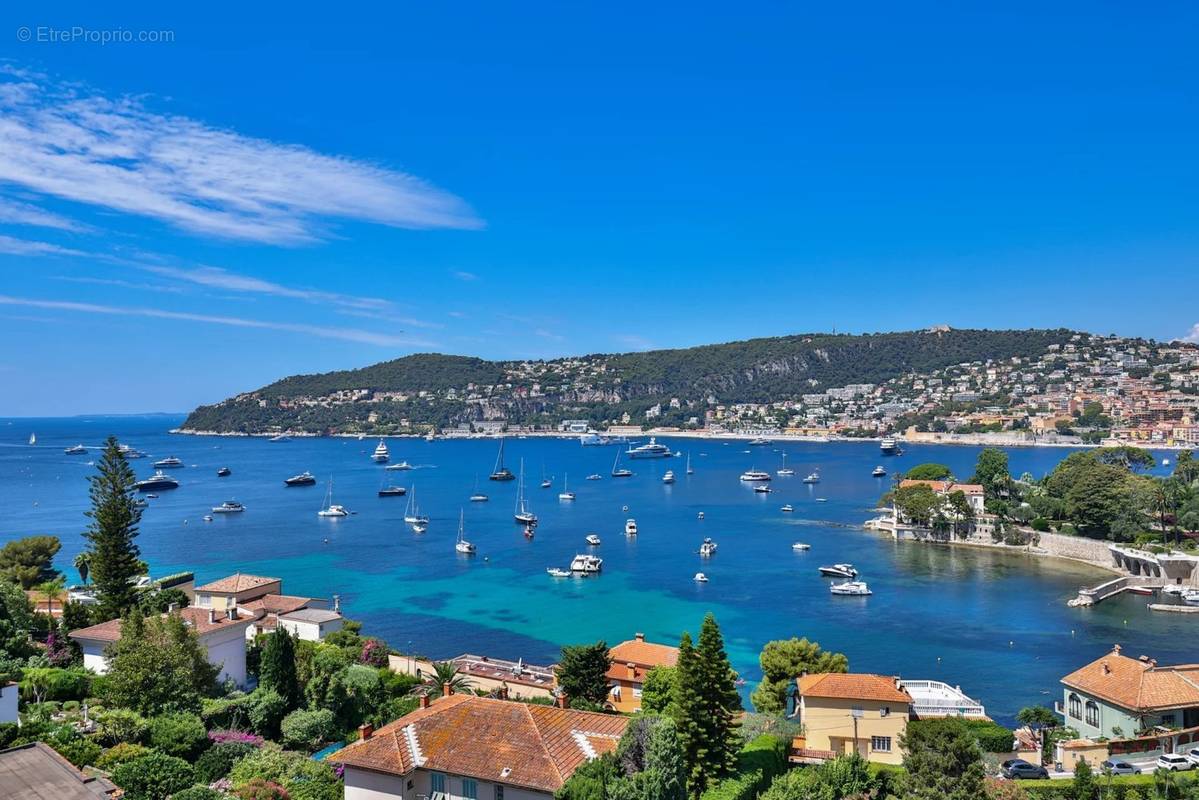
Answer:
[
  {"xmin": 82, "ymin": 437, "xmax": 143, "ymax": 619},
  {"xmin": 259, "ymin": 627, "xmax": 301, "ymax": 710},
  {"xmin": 675, "ymin": 614, "xmax": 741, "ymax": 797}
]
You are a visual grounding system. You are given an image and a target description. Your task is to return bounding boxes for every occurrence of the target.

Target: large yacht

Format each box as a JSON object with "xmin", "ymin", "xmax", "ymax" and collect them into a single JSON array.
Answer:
[
  {"xmin": 880, "ymin": 436, "xmax": 899, "ymax": 454},
  {"xmin": 284, "ymin": 471, "xmax": 317, "ymax": 486},
  {"xmin": 739, "ymin": 469, "xmax": 772, "ymax": 482},
  {"xmin": 570, "ymin": 553, "xmax": 603, "ymax": 574},
  {"xmin": 153, "ymin": 456, "xmax": 184, "ymax": 468},
  {"xmin": 64, "ymin": 444, "xmax": 88, "ymax": 455},
  {"xmin": 626, "ymin": 438, "xmax": 673, "ymax": 459},
  {"xmin": 134, "ymin": 471, "xmax": 179, "ymax": 492},
  {"xmin": 372, "ymin": 439, "xmax": 390, "ymax": 463},
  {"xmin": 212, "ymin": 501, "xmax": 245, "ymax": 514},
  {"xmin": 489, "ymin": 438, "xmax": 515, "ymax": 481}
]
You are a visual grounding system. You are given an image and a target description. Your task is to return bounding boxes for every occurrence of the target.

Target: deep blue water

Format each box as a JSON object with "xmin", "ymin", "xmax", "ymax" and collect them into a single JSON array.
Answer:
[{"xmin": 2, "ymin": 415, "xmax": 1193, "ymax": 726}]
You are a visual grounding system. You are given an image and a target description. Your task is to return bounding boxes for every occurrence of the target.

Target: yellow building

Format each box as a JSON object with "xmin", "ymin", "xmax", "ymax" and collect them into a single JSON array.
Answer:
[
  {"xmin": 796, "ymin": 673, "xmax": 913, "ymax": 766},
  {"xmin": 605, "ymin": 633, "xmax": 679, "ymax": 713}
]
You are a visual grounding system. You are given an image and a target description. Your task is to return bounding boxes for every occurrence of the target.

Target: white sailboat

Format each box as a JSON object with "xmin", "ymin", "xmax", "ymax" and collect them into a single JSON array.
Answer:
[
  {"xmin": 685, "ymin": 452, "xmax": 694, "ymax": 475},
  {"xmin": 611, "ymin": 449, "xmax": 632, "ymax": 478},
  {"xmin": 514, "ymin": 459, "xmax": 537, "ymax": 525},
  {"xmin": 777, "ymin": 453, "xmax": 795, "ymax": 476},
  {"xmin": 28, "ymin": 433, "xmax": 36, "ymax": 446},
  {"xmin": 317, "ymin": 478, "xmax": 348, "ymax": 517},
  {"xmin": 404, "ymin": 487, "xmax": 429, "ymax": 525},
  {"xmin": 558, "ymin": 473, "xmax": 576, "ymax": 501},
  {"xmin": 455, "ymin": 510, "xmax": 475, "ymax": 554}
]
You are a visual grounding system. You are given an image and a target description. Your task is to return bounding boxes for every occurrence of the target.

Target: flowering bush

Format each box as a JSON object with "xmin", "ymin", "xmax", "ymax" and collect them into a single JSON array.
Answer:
[
  {"xmin": 236, "ymin": 778, "xmax": 290, "ymax": 800},
  {"xmin": 207, "ymin": 729, "xmax": 264, "ymax": 747},
  {"xmin": 359, "ymin": 638, "xmax": 389, "ymax": 668}
]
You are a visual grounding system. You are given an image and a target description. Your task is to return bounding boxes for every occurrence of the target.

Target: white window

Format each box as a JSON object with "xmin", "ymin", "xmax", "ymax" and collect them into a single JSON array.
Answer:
[{"xmin": 871, "ymin": 736, "xmax": 892, "ymax": 752}]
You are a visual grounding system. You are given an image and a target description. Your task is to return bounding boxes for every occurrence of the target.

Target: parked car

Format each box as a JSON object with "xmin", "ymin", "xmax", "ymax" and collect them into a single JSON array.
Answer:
[
  {"xmin": 1185, "ymin": 747, "xmax": 1199, "ymax": 767},
  {"xmin": 1001, "ymin": 759, "xmax": 1049, "ymax": 779},
  {"xmin": 1157, "ymin": 753, "xmax": 1193, "ymax": 772},
  {"xmin": 1100, "ymin": 760, "xmax": 1141, "ymax": 775}
]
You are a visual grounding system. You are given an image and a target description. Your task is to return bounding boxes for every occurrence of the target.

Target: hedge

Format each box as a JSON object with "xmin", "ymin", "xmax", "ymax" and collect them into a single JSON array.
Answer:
[
  {"xmin": 1018, "ymin": 773, "xmax": 1165, "ymax": 800},
  {"xmin": 700, "ymin": 735, "xmax": 787, "ymax": 800}
]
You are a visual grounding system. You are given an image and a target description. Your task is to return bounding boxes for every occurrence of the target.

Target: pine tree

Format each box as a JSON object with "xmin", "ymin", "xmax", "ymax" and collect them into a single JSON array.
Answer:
[
  {"xmin": 259, "ymin": 627, "xmax": 301, "ymax": 711},
  {"xmin": 675, "ymin": 614, "xmax": 742, "ymax": 797},
  {"xmin": 82, "ymin": 437, "xmax": 143, "ymax": 619}
]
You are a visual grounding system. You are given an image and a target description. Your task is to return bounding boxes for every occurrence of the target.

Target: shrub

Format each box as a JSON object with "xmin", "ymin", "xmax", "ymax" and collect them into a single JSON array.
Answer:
[
  {"xmin": 248, "ymin": 689, "xmax": 288, "ymax": 738},
  {"xmin": 62, "ymin": 699, "xmax": 81, "ymax": 712},
  {"xmin": 700, "ymin": 769, "xmax": 763, "ymax": 800},
  {"xmin": 699, "ymin": 735, "xmax": 787, "ymax": 800},
  {"xmin": 96, "ymin": 708, "xmax": 150, "ymax": 745},
  {"xmin": 148, "ymin": 712, "xmax": 208, "ymax": 759},
  {"xmin": 195, "ymin": 741, "xmax": 257, "ymax": 784},
  {"xmin": 19, "ymin": 667, "xmax": 92, "ymax": 701},
  {"xmin": 171, "ymin": 788, "xmax": 223, "ymax": 800},
  {"xmin": 48, "ymin": 733, "xmax": 102, "ymax": 768},
  {"xmin": 237, "ymin": 778, "xmax": 291, "ymax": 800},
  {"xmin": 110, "ymin": 751, "xmax": 196, "ymax": 800},
  {"xmin": 280, "ymin": 708, "xmax": 338, "ymax": 752},
  {"xmin": 1031, "ymin": 517, "xmax": 1050, "ymax": 532},
  {"xmin": 201, "ymin": 694, "xmax": 255, "ymax": 730},
  {"xmin": 359, "ymin": 638, "xmax": 389, "ymax": 667},
  {"xmin": 229, "ymin": 746, "xmax": 341, "ymax": 800},
  {"xmin": 963, "ymin": 719, "xmax": 1016, "ymax": 753},
  {"xmin": 208, "ymin": 729, "xmax": 265, "ymax": 747},
  {"xmin": 96, "ymin": 742, "xmax": 152, "ymax": 770}
]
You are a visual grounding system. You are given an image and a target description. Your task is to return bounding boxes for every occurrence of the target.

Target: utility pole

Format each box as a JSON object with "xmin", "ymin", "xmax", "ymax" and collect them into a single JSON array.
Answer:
[{"xmin": 852, "ymin": 707, "xmax": 863, "ymax": 757}]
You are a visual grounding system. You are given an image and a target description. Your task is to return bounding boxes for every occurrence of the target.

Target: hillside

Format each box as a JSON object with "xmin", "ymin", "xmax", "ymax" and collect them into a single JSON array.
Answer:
[{"xmin": 179, "ymin": 328, "xmax": 1082, "ymax": 435}]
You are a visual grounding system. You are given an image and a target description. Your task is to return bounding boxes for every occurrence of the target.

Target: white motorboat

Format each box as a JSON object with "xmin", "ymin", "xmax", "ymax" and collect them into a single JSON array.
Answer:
[
  {"xmin": 1162, "ymin": 584, "xmax": 1188, "ymax": 596},
  {"xmin": 153, "ymin": 456, "xmax": 184, "ymax": 468},
  {"xmin": 802, "ymin": 470, "xmax": 821, "ymax": 484},
  {"xmin": 754, "ymin": 484, "xmax": 772, "ymax": 494},
  {"xmin": 781, "ymin": 504, "xmax": 794, "ymax": 512},
  {"xmin": 830, "ymin": 581, "xmax": 872, "ymax": 596},
  {"xmin": 65, "ymin": 444, "xmax": 88, "ymax": 455},
  {"xmin": 269, "ymin": 434, "xmax": 290, "ymax": 442},
  {"xmin": 284, "ymin": 471, "xmax": 317, "ymax": 486},
  {"xmin": 570, "ymin": 553, "xmax": 603, "ymax": 574},
  {"xmin": 685, "ymin": 453, "xmax": 694, "ymax": 475},
  {"xmin": 547, "ymin": 567, "xmax": 572, "ymax": 578},
  {"xmin": 819, "ymin": 563, "xmax": 858, "ymax": 578},
  {"xmin": 697, "ymin": 511, "xmax": 705, "ymax": 519},
  {"xmin": 777, "ymin": 453, "xmax": 795, "ymax": 476},
  {"xmin": 662, "ymin": 470, "xmax": 676, "ymax": 484},
  {"xmin": 455, "ymin": 511, "xmax": 475, "ymax": 553},
  {"xmin": 385, "ymin": 461, "xmax": 413, "ymax": 471},
  {"xmin": 693, "ymin": 572, "xmax": 709, "ymax": 583},
  {"xmin": 514, "ymin": 460, "xmax": 538, "ymax": 525},
  {"xmin": 586, "ymin": 474, "xmax": 603, "ymax": 481},
  {"xmin": 202, "ymin": 515, "xmax": 213, "ymax": 522},
  {"xmin": 749, "ymin": 437, "xmax": 771, "ymax": 446},
  {"xmin": 412, "ymin": 520, "xmax": 428, "ymax": 533},
  {"xmin": 470, "ymin": 492, "xmax": 489, "ymax": 502},
  {"xmin": 585, "ymin": 534, "xmax": 602, "ymax": 546},
  {"xmin": 740, "ymin": 469, "xmax": 771, "ymax": 482},
  {"xmin": 1184, "ymin": 590, "xmax": 1199, "ymax": 605},
  {"xmin": 792, "ymin": 542, "xmax": 811, "ymax": 551},
  {"xmin": 372, "ymin": 439, "xmax": 390, "ymax": 462},
  {"xmin": 625, "ymin": 518, "xmax": 638, "ymax": 536},
  {"xmin": 872, "ymin": 466, "xmax": 887, "ymax": 477},
  {"xmin": 699, "ymin": 538, "xmax": 717, "ymax": 557},
  {"xmin": 558, "ymin": 473, "xmax": 576, "ymax": 501},
  {"xmin": 212, "ymin": 501, "xmax": 245, "ymax": 513}
]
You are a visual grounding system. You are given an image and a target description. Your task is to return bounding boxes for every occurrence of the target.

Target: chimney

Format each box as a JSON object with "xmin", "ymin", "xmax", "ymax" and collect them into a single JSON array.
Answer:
[
  {"xmin": 167, "ymin": 602, "xmax": 179, "ymax": 614},
  {"xmin": 626, "ymin": 662, "xmax": 637, "ymax": 680},
  {"xmin": 1113, "ymin": 644, "xmax": 1122, "ymax": 655},
  {"xmin": 208, "ymin": 609, "xmax": 217, "ymax": 624},
  {"xmin": 894, "ymin": 676, "xmax": 902, "ymax": 691},
  {"xmin": 634, "ymin": 632, "xmax": 645, "ymax": 642},
  {"xmin": 1102, "ymin": 661, "xmax": 1110, "ymax": 675},
  {"xmin": 557, "ymin": 693, "xmax": 569, "ymax": 709},
  {"xmin": 227, "ymin": 606, "xmax": 238, "ymax": 621},
  {"xmin": 358, "ymin": 723, "xmax": 373, "ymax": 741},
  {"xmin": 499, "ymin": 682, "xmax": 509, "ymax": 700},
  {"xmin": 333, "ymin": 594, "xmax": 341, "ymax": 613},
  {"xmin": 442, "ymin": 682, "xmax": 453, "ymax": 697},
  {"xmin": 419, "ymin": 693, "xmax": 430, "ymax": 709}
]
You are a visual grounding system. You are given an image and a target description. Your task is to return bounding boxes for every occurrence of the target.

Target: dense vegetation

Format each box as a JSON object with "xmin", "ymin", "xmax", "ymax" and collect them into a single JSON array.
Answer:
[{"xmin": 182, "ymin": 328, "xmax": 1077, "ymax": 433}]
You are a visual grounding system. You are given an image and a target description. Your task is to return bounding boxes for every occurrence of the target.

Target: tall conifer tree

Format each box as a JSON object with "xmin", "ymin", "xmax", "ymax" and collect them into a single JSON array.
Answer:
[
  {"xmin": 82, "ymin": 437, "xmax": 143, "ymax": 618},
  {"xmin": 259, "ymin": 627, "xmax": 301, "ymax": 710},
  {"xmin": 675, "ymin": 614, "xmax": 742, "ymax": 797}
]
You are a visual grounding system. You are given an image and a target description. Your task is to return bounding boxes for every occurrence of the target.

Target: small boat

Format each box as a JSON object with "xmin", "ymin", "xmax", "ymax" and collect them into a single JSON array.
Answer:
[
  {"xmin": 685, "ymin": 453, "xmax": 694, "ymax": 475},
  {"xmin": 570, "ymin": 553, "xmax": 603, "ymax": 574},
  {"xmin": 470, "ymin": 492, "xmax": 489, "ymax": 502},
  {"xmin": 212, "ymin": 500, "xmax": 245, "ymax": 513},
  {"xmin": 830, "ymin": 581, "xmax": 872, "ymax": 596},
  {"xmin": 662, "ymin": 470, "xmax": 676, "ymax": 484},
  {"xmin": 378, "ymin": 485, "xmax": 407, "ymax": 497},
  {"xmin": 412, "ymin": 520, "xmax": 428, "ymax": 533},
  {"xmin": 523, "ymin": 524, "xmax": 535, "ymax": 539},
  {"xmin": 514, "ymin": 460, "xmax": 538, "ymax": 525},
  {"xmin": 625, "ymin": 518, "xmax": 638, "ymax": 536},
  {"xmin": 697, "ymin": 511, "xmax": 705, "ymax": 519},
  {"xmin": 819, "ymin": 563, "xmax": 858, "ymax": 578},
  {"xmin": 547, "ymin": 567, "xmax": 572, "ymax": 578},
  {"xmin": 558, "ymin": 473, "xmax": 576, "ymax": 501},
  {"xmin": 1182, "ymin": 591, "xmax": 1199, "ymax": 606},
  {"xmin": 269, "ymin": 434, "xmax": 290, "ymax": 442},
  {"xmin": 586, "ymin": 534, "xmax": 602, "ymax": 546},
  {"xmin": 699, "ymin": 538, "xmax": 717, "ymax": 557},
  {"xmin": 284, "ymin": 471, "xmax": 317, "ymax": 486},
  {"xmin": 802, "ymin": 471, "xmax": 821, "ymax": 484},
  {"xmin": 1127, "ymin": 586, "xmax": 1154, "ymax": 596},
  {"xmin": 65, "ymin": 444, "xmax": 88, "ymax": 455},
  {"xmin": 1162, "ymin": 584, "xmax": 1188, "ymax": 596},
  {"xmin": 153, "ymin": 456, "xmax": 184, "ymax": 468},
  {"xmin": 134, "ymin": 471, "xmax": 179, "ymax": 492},
  {"xmin": 1163, "ymin": 458, "xmax": 1171, "ymax": 466},
  {"xmin": 385, "ymin": 461, "xmax": 413, "ymax": 471},
  {"xmin": 754, "ymin": 484, "xmax": 772, "ymax": 494},
  {"xmin": 781, "ymin": 504, "xmax": 794, "ymax": 513},
  {"xmin": 693, "ymin": 572, "xmax": 709, "ymax": 583},
  {"xmin": 145, "ymin": 493, "xmax": 159, "ymax": 499},
  {"xmin": 611, "ymin": 450, "xmax": 633, "ymax": 478},
  {"xmin": 626, "ymin": 438, "xmax": 673, "ymax": 459},
  {"xmin": 133, "ymin": 498, "xmax": 148, "ymax": 508},
  {"xmin": 871, "ymin": 466, "xmax": 887, "ymax": 477},
  {"xmin": 792, "ymin": 542, "xmax": 811, "ymax": 551},
  {"xmin": 586, "ymin": 474, "xmax": 603, "ymax": 481},
  {"xmin": 317, "ymin": 478, "xmax": 347, "ymax": 517},
  {"xmin": 455, "ymin": 511, "xmax": 475, "ymax": 553},
  {"xmin": 372, "ymin": 439, "xmax": 390, "ymax": 463},
  {"xmin": 815, "ymin": 498, "xmax": 828, "ymax": 503},
  {"xmin": 777, "ymin": 453, "xmax": 795, "ymax": 476},
  {"xmin": 740, "ymin": 469, "xmax": 772, "ymax": 482},
  {"xmin": 749, "ymin": 437, "xmax": 770, "ymax": 446},
  {"xmin": 217, "ymin": 467, "xmax": 231, "ymax": 477},
  {"xmin": 202, "ymin": 515, "xmax": 213, "ymax": 522},
  {"xmin": 489, "ymin": 438, "xmax": 515, "ymax": 481}
]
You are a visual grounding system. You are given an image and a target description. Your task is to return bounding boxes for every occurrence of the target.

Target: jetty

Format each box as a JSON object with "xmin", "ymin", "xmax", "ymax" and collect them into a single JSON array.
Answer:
[{"xmin": 1148, "ymin": 604, "xmax": 1199, "ymax": 614}]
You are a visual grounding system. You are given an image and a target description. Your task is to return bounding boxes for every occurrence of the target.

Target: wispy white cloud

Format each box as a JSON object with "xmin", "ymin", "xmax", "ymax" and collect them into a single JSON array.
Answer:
[
  {"xmin": 452, "ymin": 270, "xmax": 479, "ymax": 281},
  {"xmin": 0, "ymin": 294, "xmax": 435, "ymax": 348},
  {"xmin": 0, "ymin": 197, "xmax": 87, "ymax": 231},
  {"xmin": 0, "ymin": 66, "xmax": 482, "ymax": 244},
  {"xmin": 0, "ymin": 234, "xmax": 88, "ymax": 257},
  {"xmin": 1181, "ymin": 323, "xmax": 1199, "ymax": 343},
  {"xmin": 614, "ymin": 334, "xmax": 656, "ymax": 351},
  {"xmin": 534, "ymin": 328, "xmax": 565, "ymax": 342},
  {"xmin": 136, "ymin": 264, "xmax": 393, "ymax": 311},
  {"xmin": 447, "ymin": 310, "xmax": 467, "ymax": 318}
]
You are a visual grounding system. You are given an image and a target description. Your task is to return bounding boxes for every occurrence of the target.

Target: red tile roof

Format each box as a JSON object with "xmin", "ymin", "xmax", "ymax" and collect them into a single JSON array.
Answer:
[
  {"xmin": 799, "ymin": 673, "xmax": 913, "ymax": 704},
  {"xmin": 69, "ymin": 607, "xmax": 261, "ymax": 643},
  {"xmin": 331, "ymin": 694, "xmax": 628, "ymax": 792},
  {"xmin": 1062, "ymin": 646, "xmax": 1199, "ymax": 712},
  {"xmin": 606, "ymin": 637, "xmax": 679, "ymax": 683},
  {"xmin": 194, "ymin": 573, "xmax": 280, "ymax": 593},
  {"xmin": 899, "ymin": 479, "xmax": 984, "ymax": 495},
  {"xmin": 241, "ymin": 594, "xmax": 313, "ymax": 615}
]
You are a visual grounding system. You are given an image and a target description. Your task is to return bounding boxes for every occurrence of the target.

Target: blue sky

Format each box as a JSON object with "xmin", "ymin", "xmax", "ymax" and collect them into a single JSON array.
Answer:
[{"xmin": 1, "ymin": 2, "xmax": 1197, "ymax": 415}]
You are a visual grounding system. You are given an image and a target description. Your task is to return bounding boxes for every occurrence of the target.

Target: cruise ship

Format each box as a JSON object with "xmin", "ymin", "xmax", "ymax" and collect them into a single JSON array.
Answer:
[
  {"xmin": 372, "ymin": 439, "xmax": 390, "ymax": 462},
  {"xmin": 625, "ymin": 438, "xmax": 673, "ymax": 459},
  {"xmin": 880, "ymin": 436, "xmax": 899, "ymax": 454},
  {"xmin": 153, "ymin": 456, "xmax": 184, "ymax": 468},
  {"xmin": 135, "ymin": 471, "xmax": 179, "ymax": 492}
]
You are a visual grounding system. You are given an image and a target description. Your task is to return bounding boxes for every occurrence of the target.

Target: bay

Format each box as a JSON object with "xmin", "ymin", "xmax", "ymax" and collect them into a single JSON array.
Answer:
[{"xmin": 2, "ymin": 415, "xmax": 1192, "ymax": 726}]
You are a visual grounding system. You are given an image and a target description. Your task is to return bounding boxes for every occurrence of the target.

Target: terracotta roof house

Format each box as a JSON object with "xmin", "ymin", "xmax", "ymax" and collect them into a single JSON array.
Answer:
[
  {"xmin": 1059, "ymin": 644, "xmax": 1199, "ymax": 740},
  {"xmin": 194, "ymin": 572, "xmax": 341, "ymax": 641},
  {"xmin": 193, "ymin": 573, "xmax": 283, "ymax": 611},
  {"xmin": 795, "ymin": 673, "xmax": 913, "ymax": 765},
  {"xmin": 0, "ymin": 742, "xmax": 118, "ymax": 799},
  {"xmin": 68, "ymin": 605, "xmax": 260, "ymax": 688},
  {"xmin": 331, "ymin": 693, "xmax": 628, "ymax": 800},
  {"xmin": 605, "ymin": 633, "xmax": 679, "ymax": 713}
]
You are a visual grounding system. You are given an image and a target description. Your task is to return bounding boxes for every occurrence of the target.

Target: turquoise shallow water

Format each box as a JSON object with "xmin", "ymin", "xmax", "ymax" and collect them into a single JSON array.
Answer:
[{"xmin": 2, "ymin": 415, "xmax": 1193, "ymax": 726}]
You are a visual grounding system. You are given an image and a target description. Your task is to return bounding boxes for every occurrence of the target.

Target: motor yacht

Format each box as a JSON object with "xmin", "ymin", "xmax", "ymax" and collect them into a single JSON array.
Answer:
[
  {"xmin": 135, "ymin": 471, "xmax": 179, "ymax": 492},
  {"xmin": 697, "ymin": 511, "xmax": 705, "ymax": 519},
  {"xmin": 1162, "ymin": 584, "xmax": 1188, "ymax": 596},
  {"xmin": 792, "ymin": 542, "xmax": 811, "ymax": 551},
  {"xmin": 117, "ymin": 444, "xmax": 146, "ymax": 458},
  {"xmin": 625, "ymin": 518, "xmax": 638, "ymax": 536},
  {"xmin": 570, "ymin": 554, "xmax": 603, "ymax": 574},
  {"xmin": 754, "ymin": 484, "xmax": 772, "ymax": 494},
  {"xmin": 699, "ymin": 538, "xmax": 717, "ymax": 557},
  {"xmin": 385, "ymin": 461, "xmax": 413, "ymax": 471},
  {"xmin": 217, "ymin": 467, "xmax": 231, "ymax": 477},
  {"xmin": 693, "ymin": 572, "xmax": 709, "ymax": 583},
  {"xmin": 284, "ymin": 471, "xmax": 317, "ymax": 486},
  {"xmin": 212, "ymin": 500, "xmax": 245, "ymax": 513},
  {"xmin": 65, "ymin": 444, "xmax": 88, "ymax": 455},
  {"xmin": 372, "ymin": 439, "xmax": 390, "ymax": 463},
  {"xmin": 880, "ymin": 437, "xmax": 899, "ymax": 454},
  {"xmin": 626, "ymin": 438, "xmax": 672, "ymax": 459},
  {"xmin": 872, "ymin": 466, "xmax": 887, "ymax": 477},
  {"xmin": 739, "ymin": 469, "xmax": 771, "ymax": 482},
  {"xmin": 203, "ymin": 515, "xmax": 213, "ymax": 522},
  {"xmin": 547, "ymin": 567, "xmax": 573, "ymax": 578},
  {"xmin": 585, "ymin": 534, "xmax": 602, "ymax": 546},
  {"xmin": 662, "ymin": 470, "xmax": 676, "ymax": 484},
  {"xmin": 586, "ymin": 474, "xmax": 603, "ymax": 481},
  {"xmin": 781, "ymin": 504, "xmax": 794, "ymax": 512},
  {"xmin": 819, "ymin": 563, "xmax": 858, "ymax": 578},
  {"xmin": 378, "ymin": 485, "xmax": 407, "ymax": 497},
  {"xmin": 269, "ymin": 434, "xmax": 290, "ymax": 442},
  {"xmin": 470, "ymin": 492, "xmax": 489, "ymax": 502},
  {"xmin": 153, "ymin": 456, "xmax": 184, "ymax": 468},
  {"xmin": 802, "ymin": 470, "xmax": 821, "ymax": 484},
  {"xmin": 685, "ymin": 453, "xmax": 694, "ymax": 475},
  {"xmin": 749, "ymin": 437, "xmax": 771, "ymax": 446},
  {"xmin": 830, "ymin": 581, "xmax": 872, "ymax": 596}
]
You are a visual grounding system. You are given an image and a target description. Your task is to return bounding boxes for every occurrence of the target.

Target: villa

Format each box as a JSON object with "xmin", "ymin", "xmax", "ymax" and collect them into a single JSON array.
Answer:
[
  {"xmin": 1059, "ymin": 645, "xmax": 1199, "ymax": 744},
  {"xmin": 193, "ymin": 572, "xmax": 341, "ymax": 640},
  {"xmin": 331, "ymin": 692, "xmax": 628, "ymax": 800},
  {"xmin": 69, "ymin": 605, "xmax": 260, "ymax": 687},
  {"xmin": 606, "ymin": 632, "xmax": 679, "ymax": 713},
  {"xmin": 390, "ymin": 653, "xmax": 559, "ymax": 701},
  {"xmin": 793, "ymin": 673, "xmax": 913, "ymax": 766}
]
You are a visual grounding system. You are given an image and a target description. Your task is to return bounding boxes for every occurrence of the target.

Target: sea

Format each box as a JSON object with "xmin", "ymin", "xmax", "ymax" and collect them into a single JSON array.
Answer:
[{"xmin": 2, "ymin": 415, "xmax": 1194, "ymax": 726}]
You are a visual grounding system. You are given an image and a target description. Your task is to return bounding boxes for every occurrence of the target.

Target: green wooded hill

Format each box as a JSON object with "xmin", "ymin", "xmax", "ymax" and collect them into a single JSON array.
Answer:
[{"xmin": 180, "ymin": 328, "xmax": 1076, "ymax": 434}]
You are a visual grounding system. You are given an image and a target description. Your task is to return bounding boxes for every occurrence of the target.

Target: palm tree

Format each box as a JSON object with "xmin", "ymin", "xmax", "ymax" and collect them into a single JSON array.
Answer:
[
  {"xmin": 38, "ymin": 575, "xmax": 66, "ymax": 619},
  {"xmin": 74, "ymin": 552, "xmax": 91, "ymax": 585},
  {"xmin": 416, "ymin": 661, "xmax": 473, "ymax": 697}
]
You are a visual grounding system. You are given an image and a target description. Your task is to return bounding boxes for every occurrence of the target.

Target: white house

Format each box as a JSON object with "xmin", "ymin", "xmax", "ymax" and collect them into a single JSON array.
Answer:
[
  {"xmin": 277, "ymin": 608, "xmax": 344, "ymax": 641},
  {"xmin": 332, "ymin": 693, "xmax": 628, "ymax": 800},
  {"xmin": 69, "ymin": 606, "xmax": 259, "ymax": 688},
  {"xmin": 1, "ymin": 681, "xmax": 17, "ymax": 724}
]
